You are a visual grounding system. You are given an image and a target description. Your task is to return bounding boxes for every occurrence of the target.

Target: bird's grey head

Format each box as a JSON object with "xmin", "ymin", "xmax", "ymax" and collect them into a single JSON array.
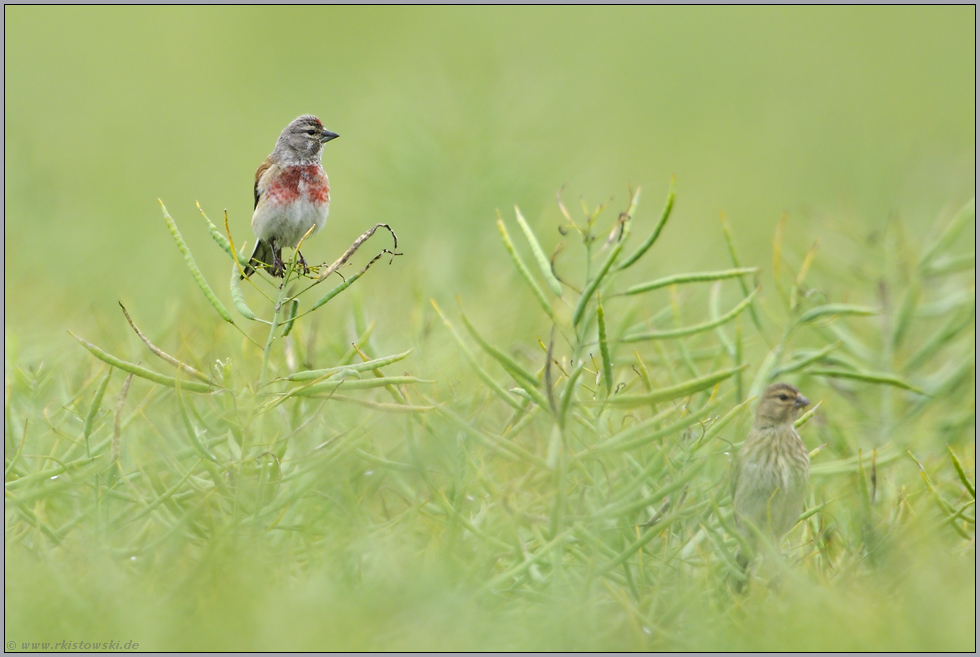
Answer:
[
  {"xmin": 274, "ymin": 115, "xmax": 339, "ymax": 164},
  {"xmin": 755, "ymin": 382, "xmax": 811, "ymax": 426}
]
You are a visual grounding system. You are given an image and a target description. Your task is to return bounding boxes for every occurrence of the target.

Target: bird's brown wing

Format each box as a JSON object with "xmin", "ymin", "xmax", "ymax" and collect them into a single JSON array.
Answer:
[{"xmin": 253, "ymin": 157, "xmax": 274, "ymax": 210}]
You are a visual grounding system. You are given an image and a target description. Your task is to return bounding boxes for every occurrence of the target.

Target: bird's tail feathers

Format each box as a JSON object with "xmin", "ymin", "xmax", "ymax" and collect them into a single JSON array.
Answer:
[{"xmin": 242, "ymin": 239, "xmax": 279, "ymax": 278}]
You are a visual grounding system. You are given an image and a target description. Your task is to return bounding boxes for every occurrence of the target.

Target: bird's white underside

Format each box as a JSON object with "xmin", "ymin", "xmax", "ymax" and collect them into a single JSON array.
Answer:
[{"xmin": 251, "ymin": 179, "xmax": 330, "ymax": 248}]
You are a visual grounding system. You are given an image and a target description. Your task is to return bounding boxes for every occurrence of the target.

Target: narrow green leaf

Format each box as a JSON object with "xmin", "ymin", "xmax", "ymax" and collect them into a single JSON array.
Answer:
[
  {"xmin": 810, "ymin": 447, "xmax": 901, "ymax": 477},
  {"xmin": 907, "ymin": 450, "xmax": 972, "ymax": 539},
  {"xmin": 947, "ymin": 446, "xmax": 976, "ymax": 499},
  {"xmin": 69, "ymin": 331, "xmax": 213, "ymax": 394},
  {"xmin": 281, "ymin": 299, "xmax": 300, "ymax": 337},
  {"xmin": 110, "ymin": 372, "xmax": 134, "ymax": 465},
  {"xmin": 770, "ymin": 342, "xmax": 843, "ymax": 378},
  {"xmin": 747, "ymin": 349, "xmax": 779, "ymax": 402},
  {"xmin": 4, "ymin": 456, "xmax": 103, "ymax": 491},
  {"xmin": 159, "ymin": 200, "xmax": 233, "ymax": 324},
  {"xmin": 695, "ymin": 396, "xmax": 755, "ymax": 450},
  {"xmin": 623, "ymin": 268, "xmax": 758, "ymax": 296},
  {"xmin": 174, "ymin": 369, "xmax": 217, "ymax": 461},
  {"xmin": 701, "ymin": 521, "xmax": 746, "ymax": 581},
  {"xmin": 292, "ymin": 376, "xmax": 432, "ymax": 397},
  {"xmin": 720, "ymin": 214, "xmax": 764, "ymax": 334},
  {"xmin": 904, "ymin": 299, "xmax": 975, "ymax": 372},
  {"xmin": 229, "ymin": 247, "xmax": 259, "ymax": 321},
  {"xmin": 197, "ymin": 203, "xmax": 250, "ymax": 267},
  {"xmin": 606, "ymin": 451, "xmax": 668, "ymax": 505},
  {"xmin": 497, "ymin": 217, "xmax": 554, "ymax": 319},
  {"xmin": 594, "ymin": 396, "xmax": 725, "ymax": 453},
  {"xmin": 335, "ymin": 321, "xmax": 376, "ymax": 368},
  {"xmin": 596, "ymin": 505, "xmax": 687, "ymax": 574},
  {"xmin": 596, "ymin": 298, "xmax": 614, "ymax": 393},
  {"xmin": 558, "ymin": 361, "xmax": 586, "ymax": 428},
  {"xmin": 458, "ymin": 306, "xmax": 539, "ymax": 391},
  {"xmin": 599, "ymin": 365, "xmax": 746, "ymax": 409},
  {"xmin": 485, "ymin": 527, "xmax": 574, "ymax": 589},
  {"xmin": 573, "ymin": 218, "xmax": 632, "ymax": 326},
  {"xmin": 709, "ymin": 495, "xmax": 756, "ymax": 566},
  {"xmin": 709, "ymin": 283, "xmax": 735, "ymax": 358},
  {"xmin": 324, "ymin": 395, "xmax": 434, "ymax": 413},
  {"xmin": 545, "ymin": 424, "xmax": 562, "ymax": 471},
  {"xmin": 287, "ymin": 350, "xmax": 413, "ymax": 381},
  {"xmin": 82, "ymin": 367, "xmax": 112, "ymax": 454},
  {"xmin": 924, "ymin": 252, "xmax": 975, "ymax": 277},
  {"xmin": 129, "ymin": 461, "xmax": 201, "ymax": 523},
  {"xmin": 309, "ymin": 266, "xmax": 368, "ymax": 312},
  {"xmin": 514, "ymin": 206, "xmax": 562, "ymax": 296},
  {"xmin": 734, "ymin": 320, "xmax": 744, "ymax": 402},
  {"xmin": 890, "ymin": 279, "xmax": 920, "ymax": 349},
  {"xmin": 796, "ymin": 304, "xmax": 880, "ymax": 326},
  {"xmin": 622, "ymin": 288, "xmax": 759, "ymax": 342},
  {"xmin": 919, "ymin": 198, "xmax": 975, "ymax": 270},
  {"xmin": 118, "ymin": 302, "xmax": 214, "ymax": 382},
  {"xmin": 857, "ymin": 449, "xmax": 877, "ymax": 516},
  {"xmin": 435, "ymin": 406, "xmax": 548, "ymax": 468},
  {"xmin": 808, "ymin": 368, "xmax": 927, "ymax": 395},
  {"xmin": 620, "ymin": 183, "xmax": 669, "ymax": 271},
  {"xmin": 793, "ymin": 400, "xmax": 823, "ymax": 428}
]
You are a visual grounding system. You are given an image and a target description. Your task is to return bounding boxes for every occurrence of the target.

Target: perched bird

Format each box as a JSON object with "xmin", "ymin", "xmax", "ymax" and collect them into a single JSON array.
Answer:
[
  {"xmin": 732, "ymin": 382, "xmax": 811, "ymax": 575},
  {"xmin": 243, "ymin": 115, "xmax": 339, "ymax": 278}
]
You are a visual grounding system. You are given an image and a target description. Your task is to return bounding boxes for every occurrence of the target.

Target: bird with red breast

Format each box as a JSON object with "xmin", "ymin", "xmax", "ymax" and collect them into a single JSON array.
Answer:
[{"xmin": 243, "ymin": 115, "xmax": 339, "ymax": 278}]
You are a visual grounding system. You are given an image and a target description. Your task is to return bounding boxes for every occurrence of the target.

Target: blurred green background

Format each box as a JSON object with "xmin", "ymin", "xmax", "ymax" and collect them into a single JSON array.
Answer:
[
  {"xmin": 4, "ymin": 6, "xmax": 975, "ymax": 346},
  {"xmin": 4, "ymin": 8, "xmax": 976, "ymax": 651}
]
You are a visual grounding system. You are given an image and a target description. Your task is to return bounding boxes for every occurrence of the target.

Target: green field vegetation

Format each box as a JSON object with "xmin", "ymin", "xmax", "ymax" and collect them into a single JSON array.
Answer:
[
  {"xmin": 4, "ymin": 6, "xmax": 976, "ymax": 652},
  {"xmin": 5, "ymin": 186, "xmax": 975, "ymax": 650}
]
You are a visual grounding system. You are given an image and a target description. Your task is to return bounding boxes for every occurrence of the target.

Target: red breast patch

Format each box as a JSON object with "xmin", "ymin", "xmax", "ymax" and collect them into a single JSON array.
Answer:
[{"xmin": 266, "ymin": 165, "xmax": 330, "ymax": 205}]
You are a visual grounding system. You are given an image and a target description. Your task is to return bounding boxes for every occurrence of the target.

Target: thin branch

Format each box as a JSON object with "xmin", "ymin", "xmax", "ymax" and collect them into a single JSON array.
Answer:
[{"xmin": 118, "ymin": 302, "xmax": 211, "ymax": 383}]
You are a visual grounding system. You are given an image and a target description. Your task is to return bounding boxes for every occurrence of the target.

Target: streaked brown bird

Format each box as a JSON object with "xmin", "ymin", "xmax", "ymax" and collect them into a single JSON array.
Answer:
[{"xmin": 732, "ymin": 382, "xmax": 811, "ymax": 577}]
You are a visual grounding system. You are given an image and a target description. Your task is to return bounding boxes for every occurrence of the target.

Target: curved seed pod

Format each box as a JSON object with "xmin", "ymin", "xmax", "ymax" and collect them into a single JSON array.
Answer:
[
  {"xmin": 623, "ymin": 267, "xmax": 758, "ymax": 296},
  {"xmin": 919, "ymin": 197, "xmax": 975, "ymax": 270},
  {"xmin": 622, "ymin": 288, "xmax": 759, "ymax": 341},
  {"xmin": 557, "ymin": 361, "xmax": 586, "ymax": 428},
  {"xmin": 293, "ymin": 376, "xmax": 433, "ymax": 397},
  {"xmin": 229, "ymin": 253, "xmax": 258, "ymax": 320},
  {"xmin": 599, "ymin": 365, "xmax": 746, "ymax": 410},
  {"xmin": 572, "ymin": 228, "xmax": 629, "ymax": 326},
  {"xmin": 82, "ymin": 367, "xmax": 113, "ymax": 454},
  {"xmin": 288, "ymin": 350, "xmax": 414, "ymax": 381},
  {"xmin": 596, "ymin": 298, "xmax": 613, "ymax": 393},
  {"xmin": 807, "ymin": 368, "xmax": 928, "ymax": 396},
  {"xmin": 794, "ymin": 400, "xmax": 823, "ymax": 428},
  {"xmin": 497, "ymin": 217, "xmax": 554, "ymax": 319},
  {"xmin": 619, "ymin": 183, "xmax": 667, "ymax": 271},
  {"xmin": 159, "ymin": 200, "xmax": 233, "ymax": 324},
  {"xmin": 70, "ymin": 331, "xmax": 213, "ymax": 394},
  {"xmin": 281, "ymin": 299, "xmax": 299, "ymax": 336},
  {"xmin": 514, "ymin": 206, "xmax": 563, "ymax": 296},
  {"xmin": 197, "ymin": 202, "xmax": 249, "ymax": 268},
  {"xmin": 429, "ymin": 301, "xmax": 522, "ymax": 410},
  {"xmin": 796, "ymin": 304, "xmax": 880, "ymax": 326},
  {"xmin": 720, "ymin": 213, "xmax": 764, "ymax": 334}
]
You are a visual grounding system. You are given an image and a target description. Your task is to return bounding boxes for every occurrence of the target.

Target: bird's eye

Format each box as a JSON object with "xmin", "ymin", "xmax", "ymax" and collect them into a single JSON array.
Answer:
[
  {"xmin": 306, "ymin": 129, "xmax": 316, "ymax": 135},
  {"xmin": 778, "ymin": 394, "xmax": 788, "ymax": 401}
]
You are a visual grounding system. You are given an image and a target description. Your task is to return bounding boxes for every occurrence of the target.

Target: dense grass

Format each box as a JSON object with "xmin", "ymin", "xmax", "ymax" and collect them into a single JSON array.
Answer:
[
  {"xmin": 4, "ymin": 7, "xmax": 975, "ymax": 650},
  {"xmin": 4, "ymin": 183, "xmax": 974, "ymax": 651}
]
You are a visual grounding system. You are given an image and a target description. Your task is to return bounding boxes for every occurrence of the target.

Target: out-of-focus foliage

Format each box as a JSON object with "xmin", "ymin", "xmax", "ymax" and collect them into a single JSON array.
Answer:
[
  {"xmin": 4, "ymin": 6, "xmax": 975, "ymax": 652},
  {"xmin": 3, "ymin": 6, "xmax": 974, "ymax": 342}
]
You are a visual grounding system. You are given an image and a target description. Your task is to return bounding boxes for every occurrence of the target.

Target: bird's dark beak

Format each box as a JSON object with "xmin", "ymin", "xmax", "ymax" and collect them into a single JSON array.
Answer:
[
  {"xmin": 794, "ymin": 395, "xmax": 811, "ymax": 409},
  {"xmin": 320, "ymin": 130, "xmax": 339, "ymax": 143}
]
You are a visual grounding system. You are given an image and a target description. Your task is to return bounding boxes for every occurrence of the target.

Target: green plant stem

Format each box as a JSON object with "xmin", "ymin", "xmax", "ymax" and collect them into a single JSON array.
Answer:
[{"xmin": 260, "ymin": 274, "xmax": 295, "ymax": 384}]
